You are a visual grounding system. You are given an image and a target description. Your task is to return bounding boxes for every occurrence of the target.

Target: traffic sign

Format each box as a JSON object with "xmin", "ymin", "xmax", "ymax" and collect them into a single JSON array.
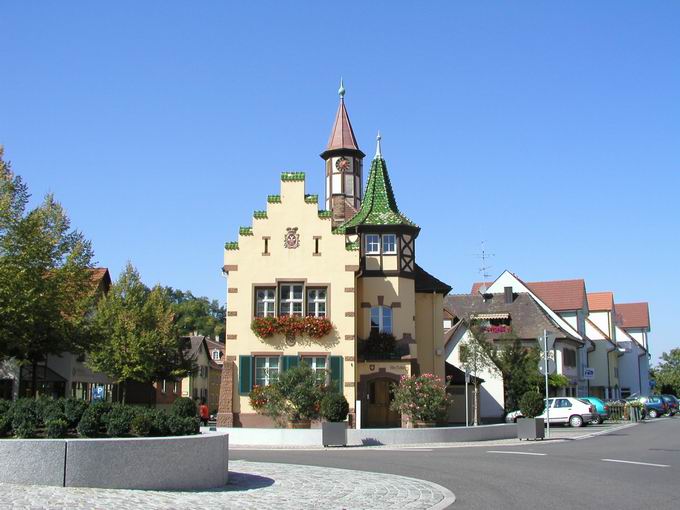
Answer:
[
  {"xmin": 538, "ymin": 332, "xmax": 557, "ymax": 351},
  {"xmin": 583, "ymin": 367, "xmax": 595, "ymax": 380},
  {"xmin": 92, "ymin": 386, "xmax": 105, "ymax": 401},
  {"xmin": 538, "ymin": 359, "xmax": 556, "ymax": 375}
]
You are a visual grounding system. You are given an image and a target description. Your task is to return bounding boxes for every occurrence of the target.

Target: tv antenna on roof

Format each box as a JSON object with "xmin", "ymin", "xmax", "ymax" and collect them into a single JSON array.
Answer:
[{"xmin": 474, "ymin": 241, "xmax": 495, "ymax": 283}]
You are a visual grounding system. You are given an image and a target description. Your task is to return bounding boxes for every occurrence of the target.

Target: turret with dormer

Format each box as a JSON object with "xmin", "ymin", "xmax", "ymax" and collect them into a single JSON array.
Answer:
[
  {"xmin": 321, "ymin": 80, "xmax": 366, "ymax": 226},
  {"xmin": 337, "ymin": 134, "xmax": 420, "ymax": 278}
]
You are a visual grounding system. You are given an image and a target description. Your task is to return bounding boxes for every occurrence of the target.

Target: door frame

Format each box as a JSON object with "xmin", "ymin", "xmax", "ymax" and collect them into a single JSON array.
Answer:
[{"xmin": 358, "ymin": 370, "xmax": 402, "ymax": 428}]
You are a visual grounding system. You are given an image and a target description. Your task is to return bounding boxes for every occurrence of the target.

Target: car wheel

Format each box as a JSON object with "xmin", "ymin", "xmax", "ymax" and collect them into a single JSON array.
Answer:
[
  {"xmin": 569, "ymin": 415, "xmax": 584, "ymax": 427},
  {"xmin": 591, "ymin": 416, "xmax": 603, "ymax": 425},
  {"xmin": 648, "ymin": 409, "xmax": 658, "ymax": 419}
]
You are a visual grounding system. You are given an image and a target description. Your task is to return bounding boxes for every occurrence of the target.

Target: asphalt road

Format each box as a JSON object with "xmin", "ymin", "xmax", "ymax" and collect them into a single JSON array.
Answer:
[{"xmin": 232, "ymin": 418, "xmax": 680, "ymax": 509}]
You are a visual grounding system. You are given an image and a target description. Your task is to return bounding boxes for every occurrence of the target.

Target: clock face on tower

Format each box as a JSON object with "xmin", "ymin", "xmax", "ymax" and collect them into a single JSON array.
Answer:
[{"xmin": 335, "ymin": 157, "xmax": 351, "ymax": 171}]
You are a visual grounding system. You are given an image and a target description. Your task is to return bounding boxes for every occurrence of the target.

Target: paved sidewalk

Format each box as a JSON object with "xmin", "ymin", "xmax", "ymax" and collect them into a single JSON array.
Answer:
[{"xmin": 0, "ymin": 460, "xmax": 455, "ymax": 510}]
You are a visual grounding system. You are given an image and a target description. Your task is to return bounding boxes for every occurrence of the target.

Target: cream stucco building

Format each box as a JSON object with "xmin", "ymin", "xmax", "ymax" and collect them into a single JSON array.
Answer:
[{"xmin": 216, "ymin": 86, "xmax": 450, "ymax": 428}]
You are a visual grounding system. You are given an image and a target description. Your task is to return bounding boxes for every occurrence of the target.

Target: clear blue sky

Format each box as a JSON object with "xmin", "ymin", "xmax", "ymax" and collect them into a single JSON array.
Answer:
[{"xmin": 2, "ymin": 2, "xmax": 678, "ymax": 363}]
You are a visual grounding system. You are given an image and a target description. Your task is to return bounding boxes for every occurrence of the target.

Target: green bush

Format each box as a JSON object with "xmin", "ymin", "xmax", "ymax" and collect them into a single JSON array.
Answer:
[
  {"xmin": 131, "ymin": 411, "xmax": 154, "ymax": 437},
  {"xmin": 90, "ymin": 401, "xmax": 113, "ymax": 421},
  {"xmin": 167, "ymin": 414, "xmax": 199, "ymax": 436},
  {"xmin": 63, "ymin": 398, "xmax": 89, "ymax": 428},
  {"xmin": 519, "ymin": 391, "xmax": 545, "ymax": 418},
  {"xmin": 0, "ymin": 413, "xmax": 12, "ymax": 437},
  {"xmin": 0, "ymin": 399, "xmax": 12, "ymax": 416},
  {"xmin": 11, "ymin": 399, "xmax": 39, "ymax": 438},
  {"xmin": 41, "ymin": 400, "xmax": 66, "ymax": 424},
  {"xmin": 151, "ymin": 410, "xmax": 170, "ymax": 436},
  {"xmin": 171, "ymin": 397, "xmax": 197, "ymax": 418},
  {"xmin": 320, "ymin": 392, "xmax": 349, "ymax": 422},
  {"xmin": 77, "ymin": 407, "xmax": 101, "ymax": 437},
  {"xmin": 390, "ymin": 374, "xmax": 450, "ymax": 423},
  {"xmin": 45, "ymin": 418, "xmax": 69, "ymax": 438},
  {"xmin": 105, "ymin": 404, "xmax": 136, "ymax": 437}
]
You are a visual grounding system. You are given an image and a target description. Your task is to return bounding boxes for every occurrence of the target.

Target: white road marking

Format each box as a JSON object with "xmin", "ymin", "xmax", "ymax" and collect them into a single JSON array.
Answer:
[
  {"xmin": 601, "ymin": 459, "xmax": 669, "ymax": 468},
  {"xmin": 487, "ymin": 450, "xmax": 547, "ymax": 456}
]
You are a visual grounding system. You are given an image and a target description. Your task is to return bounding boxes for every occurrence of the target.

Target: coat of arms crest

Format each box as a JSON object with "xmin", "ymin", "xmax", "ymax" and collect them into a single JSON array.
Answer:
[{"xmin": 284, "ymin": 227, "xmax": 300, "ymax": 249}]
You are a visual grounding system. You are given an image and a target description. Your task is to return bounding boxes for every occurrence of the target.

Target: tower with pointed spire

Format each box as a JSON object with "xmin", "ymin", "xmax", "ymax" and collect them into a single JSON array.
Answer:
[{"xmin": 321, "ymin": 79, "xmax": 366, "ymax": 226}]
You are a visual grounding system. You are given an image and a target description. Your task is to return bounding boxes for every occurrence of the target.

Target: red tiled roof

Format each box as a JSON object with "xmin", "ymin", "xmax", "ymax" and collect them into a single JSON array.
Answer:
[
  {"xmin": 470, "ymin": 282, "xmax": 493, "ymax": 294},
  {"xmin": 324, "ymin": 98, "xmax": 361, "ymax": 153},
  {"xmin": 587, "ymin": 292, "xmax": 614, "ymax": 311},
  {"xmin": 616, "ymin": 302, "xmax": 650, "ymax": 329},
  {"xmin": 525, "ymin": 279, "xmax": 587, "ymax": 311},
  {"xmin": 472, "ymin": 278, "xmax": 587, "ymax": 311}
]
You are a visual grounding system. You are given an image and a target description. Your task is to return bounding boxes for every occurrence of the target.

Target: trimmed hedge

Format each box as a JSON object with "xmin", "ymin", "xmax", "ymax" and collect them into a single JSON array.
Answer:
[
  {"xmin": 0, "ymin": 397, "xmax": 201, "ymax": 439},
  {"xmin": 171, "ymin": 397, "xmax": 197, "ymax": 419}
]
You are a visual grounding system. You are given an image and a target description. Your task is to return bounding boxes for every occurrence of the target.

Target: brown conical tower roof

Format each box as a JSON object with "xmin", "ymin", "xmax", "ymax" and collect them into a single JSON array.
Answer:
[{"xmin": 320, "ymin": 80, "xmax": 365, "ymax": 159}]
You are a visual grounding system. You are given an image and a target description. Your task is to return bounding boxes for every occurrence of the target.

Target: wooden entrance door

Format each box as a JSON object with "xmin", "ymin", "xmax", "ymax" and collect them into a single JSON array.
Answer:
[{"xmin": 365, "ymin": 378, "xmax": 401, "ymax": 428}]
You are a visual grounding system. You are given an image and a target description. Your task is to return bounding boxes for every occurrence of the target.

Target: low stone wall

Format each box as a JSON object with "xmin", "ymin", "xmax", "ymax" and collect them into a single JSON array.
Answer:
[
  {"xmin": 216, "ymin": 423, "xmax": 516, "ymax": 446},
  {"xmin": 0, "ymin": 431, "xmax": 229, "ymax": 490},
  {"xmin": 349, "ymin": 423, "xmax": 516, "ymax": 445}
]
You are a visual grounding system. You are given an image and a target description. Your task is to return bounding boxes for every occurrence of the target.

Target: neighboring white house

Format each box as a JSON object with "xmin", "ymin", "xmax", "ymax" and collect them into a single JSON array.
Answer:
[
  {"xmin": 584, "ymin": 292, "xmax": 620, "ymax": 400},
  {"xmin": 615, "ymin": 303, "xmax": 651, "ymax": 398},
  {"xmin": 473, "ymin": 271, "xmax": 591, "ymax": 397},
  {"xmin": 444, "ymin": 283, "xmax": 585, "ymax": 421}
]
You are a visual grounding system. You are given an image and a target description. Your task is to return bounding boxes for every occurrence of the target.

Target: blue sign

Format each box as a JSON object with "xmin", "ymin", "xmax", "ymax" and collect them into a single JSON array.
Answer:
[{"xmin": 92, "ymin": 386, "xmax": 105, "ymax": 401}]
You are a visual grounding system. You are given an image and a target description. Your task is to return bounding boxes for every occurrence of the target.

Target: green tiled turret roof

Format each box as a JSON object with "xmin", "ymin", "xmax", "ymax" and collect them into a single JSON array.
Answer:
[{"xmin": 338, "ymin": 154, "xmax": 417, "ymax": 232}]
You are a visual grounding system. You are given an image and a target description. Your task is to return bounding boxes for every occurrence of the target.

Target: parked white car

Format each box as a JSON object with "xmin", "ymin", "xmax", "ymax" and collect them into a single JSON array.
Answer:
[
  {"xmin": 539, "ymin": 397, "xmax": 594, "ymax": 427},
  {"xmin": 505, "ymin": 397, "xmax": 595, "ymax": 427}
]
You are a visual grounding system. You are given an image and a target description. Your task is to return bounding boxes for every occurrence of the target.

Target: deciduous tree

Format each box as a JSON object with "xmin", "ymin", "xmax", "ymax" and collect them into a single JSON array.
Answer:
[
  {"xmin": 88, "ymin": 264, "xmax": 191, "ymax": 402},
  {"xmin": 0, "ymin": 147, "xmax": 96, "ymax": 393}
]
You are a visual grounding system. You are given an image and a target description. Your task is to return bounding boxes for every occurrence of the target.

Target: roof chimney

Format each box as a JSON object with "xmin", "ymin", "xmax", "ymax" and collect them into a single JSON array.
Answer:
[{"xmin": 504, "ymin": 286, "xmax": 514, "ymax": 304}]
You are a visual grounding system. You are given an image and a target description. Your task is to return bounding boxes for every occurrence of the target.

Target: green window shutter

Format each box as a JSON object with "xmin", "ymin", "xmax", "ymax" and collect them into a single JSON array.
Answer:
[
  {"xmin": 283, "ymin": 355, "xmax": 299, "ymax": 372},
  {"xmin": 329, "ymin": 356, "xmax": 343, "ymax": 392},
  {"xmin": 239, "ymin": 355, "xmax": 253, "ymax": 394}
]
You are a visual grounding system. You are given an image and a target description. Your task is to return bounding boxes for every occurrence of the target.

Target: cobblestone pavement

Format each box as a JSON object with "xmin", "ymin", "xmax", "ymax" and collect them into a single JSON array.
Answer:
[{"xmin": 0, "ymin": 460, "xmax": 455, "ymax": 510}]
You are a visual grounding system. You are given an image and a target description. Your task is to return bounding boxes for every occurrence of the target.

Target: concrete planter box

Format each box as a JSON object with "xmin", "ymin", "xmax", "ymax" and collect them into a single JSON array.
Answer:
[
  {"xmin": 322, "ymin": 422, "xmax": 347, "ymax": 446},
  {"xmin": 0, "ymin": 432, "xmax": 229, "ymax": 490},
  {"xmin": 517, "ymin": 418, "xmax": 545, "ymax": 440},
  {"xmin": 215, "ymin": 422, "xmax": 517, "ymax": 446}
]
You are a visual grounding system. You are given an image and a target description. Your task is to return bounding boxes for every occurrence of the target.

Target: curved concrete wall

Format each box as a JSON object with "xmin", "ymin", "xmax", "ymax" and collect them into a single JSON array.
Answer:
[
  {"xmin": 216, "ymin": 423, "xmax": 516, "ymax": 446},
  {"xmin": 0, "ymin": 432, "xmax": 229, "ymax": 490}
]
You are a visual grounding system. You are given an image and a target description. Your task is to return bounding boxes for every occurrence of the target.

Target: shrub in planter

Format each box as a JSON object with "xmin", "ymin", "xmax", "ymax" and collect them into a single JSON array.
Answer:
[
  {"xmin": 45, "ymin": 418, "xmax": 69, "ymax": 438},
  {"xmin": 11, "ymin": 399, "xmax": 39, "ymax": 438},
  {"xmin": 171, "ymin": 397, "xmax": 197, "ymax": 418},
  {"xmin": 131, "ymin": 411, "xmax": 154, "ymax": 437},
  {"xmin": 0, "ymin": 413, "xmax": 12, "ymax": 437},
  {"xmin": 90, "ymin": 401, "xmax": 113, "ymax": 423},
  {"xmin": 77, "ymin": 407, "xmax": 102, "ymax": 437},
  {"xmin": 519, "ymin": 391, "xmax": 545, "ymax": 418},
  {"xmin": 167, "ymin": 414, "xmax": 199, "ymax": 436},
  {"xmin": 105, "ymin": 404, "xmax": 136, "ymax": 437},
  {"xmin": 249, "ymin": 365, "xmax": 325, "ymax": 427},
  {"xmin": 390, "ymin": 374, "xmax": 450, "ymax": 425},
  {"xmin": 151, "ymin": 409, "xmax": 171, "ymax": 436},
  {"xmin": 63, "ymin": 398, "xmax": 89, "ymax": 428},
  {"xmin": 41, "ymin": 400, "xmax": 66, "ymax": 424},
  {"xmin": 320, "ymin": 392, "xmax": 349, "ymax": 422}
]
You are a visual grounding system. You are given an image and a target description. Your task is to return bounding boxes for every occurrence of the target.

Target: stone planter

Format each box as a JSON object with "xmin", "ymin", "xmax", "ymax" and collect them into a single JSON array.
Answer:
[
  {"xmin": 413, "ymin": 421, "xmax": 437, "ymax": 428},
  {"xmin": 321, "ymin": 422, "xmax": 348, "ymax": 446},
  {"xmin": 286, "ymin": 419, "xmax": 311, "ymax": 429},
  {"xmin": 517, "ymin": 417, "xmax": 545, "ymax": 440}
]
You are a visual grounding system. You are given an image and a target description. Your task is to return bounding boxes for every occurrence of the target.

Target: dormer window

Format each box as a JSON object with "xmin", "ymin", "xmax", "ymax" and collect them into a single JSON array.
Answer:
[
  {"xmin": 382, "ymin": 234, "xmax": 396, "ymax": 254},
  {"xmin": 366, "ymin": 234, "xmax": 380, "ymax": 254}
]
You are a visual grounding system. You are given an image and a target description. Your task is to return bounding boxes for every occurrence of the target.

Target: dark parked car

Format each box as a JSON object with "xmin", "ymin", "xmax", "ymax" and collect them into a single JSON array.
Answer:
[
  {"xmin": 638, "ymin": 396, "xmax": 668, "ymax": 419},
  {"xmin": 660, "ymin": 395, "xmax": 679, "ymax": 416}
]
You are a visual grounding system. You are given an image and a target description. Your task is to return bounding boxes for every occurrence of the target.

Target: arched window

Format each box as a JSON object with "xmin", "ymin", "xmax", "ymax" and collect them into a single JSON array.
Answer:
[{"xmin": 370, "ymin": 306, "xmax": 392, "ymax": 335}]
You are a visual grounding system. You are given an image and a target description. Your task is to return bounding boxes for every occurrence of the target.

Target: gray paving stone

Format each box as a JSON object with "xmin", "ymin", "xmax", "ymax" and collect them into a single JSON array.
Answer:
[{"xmin": 0, "ymin": 460, "xmax": 455, "ymax": 510}]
